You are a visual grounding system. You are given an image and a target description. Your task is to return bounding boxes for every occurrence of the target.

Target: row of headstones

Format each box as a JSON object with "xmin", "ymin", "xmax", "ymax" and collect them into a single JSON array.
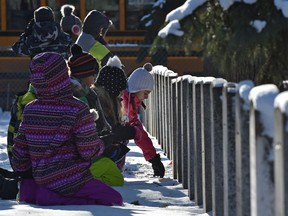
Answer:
[{"xmin": 144, "ymin": 66, "xmax": 288, "ymax": 216}]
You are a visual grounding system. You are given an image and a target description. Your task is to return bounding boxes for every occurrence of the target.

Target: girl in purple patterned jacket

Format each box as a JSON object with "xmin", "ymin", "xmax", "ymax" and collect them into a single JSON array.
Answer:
[{"xmin": 11, "ymin": 52, "xmax": 122, "ymax": 206}]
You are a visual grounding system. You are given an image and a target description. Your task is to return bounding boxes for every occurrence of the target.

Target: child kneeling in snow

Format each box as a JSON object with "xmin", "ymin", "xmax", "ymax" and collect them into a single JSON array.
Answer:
[{"xmin": 11, "ymin": 52, "xmax": 122, "ymax": 206}]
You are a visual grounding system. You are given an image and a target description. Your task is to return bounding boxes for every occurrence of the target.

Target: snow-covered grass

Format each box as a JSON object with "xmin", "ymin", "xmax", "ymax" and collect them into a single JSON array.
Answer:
[{"xmin": 0, "ymin": 111, "xmax": 210, "ymax": 216}]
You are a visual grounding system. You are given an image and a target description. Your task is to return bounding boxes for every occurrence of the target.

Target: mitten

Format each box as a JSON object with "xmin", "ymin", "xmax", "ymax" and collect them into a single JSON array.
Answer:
[
  {"xmin": 103, "ymin": 144, "xmax": 130, "ymax": 162},
  {"xmin": 113, "ymin": 124, "xmax": 136, "ymax": 142},
  {"xmin": 99, "ymin": 133, "xmax": 115, "ymax": 147},
  {"xmin": 148, "ymin": 154, "xmax": 165, "ymax": 178}
]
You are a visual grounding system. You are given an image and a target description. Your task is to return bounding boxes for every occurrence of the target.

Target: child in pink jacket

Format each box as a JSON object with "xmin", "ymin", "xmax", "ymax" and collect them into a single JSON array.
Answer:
[{"xmin": 123, "ymin": 63, "xmax": 165, "ymax": 178}]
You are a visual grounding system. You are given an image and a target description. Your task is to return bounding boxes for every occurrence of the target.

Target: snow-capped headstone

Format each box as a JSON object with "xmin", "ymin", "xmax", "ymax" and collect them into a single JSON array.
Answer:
[
  {"xmin": 235, "ymin": 80, "xmax": 254, "ymax": 216},
  {"xmin": 222, "ymin": 82, "xmax": 237, "ymax": 216},
  {"xmin": 210, "ymin": 78, "xmax": 227, "ymax": 216},
  {"xmin": 249, "ymin": 84, "xmax": 278, "ymax": 216}
]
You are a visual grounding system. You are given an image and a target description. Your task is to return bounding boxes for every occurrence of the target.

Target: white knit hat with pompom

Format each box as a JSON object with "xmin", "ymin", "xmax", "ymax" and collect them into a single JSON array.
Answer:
[{"xmin": 128, "ymin": 63, "xmax": 154, "ymax": 93}]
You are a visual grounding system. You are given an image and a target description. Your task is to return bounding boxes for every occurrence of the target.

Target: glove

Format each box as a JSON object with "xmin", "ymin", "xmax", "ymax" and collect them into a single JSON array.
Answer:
[
  {"xmin": 103, "ymin": 144, "xmax": 130, "ymax": 162},
  {"xmin": 149, "ymin": 154, "xmax": 165, "ymax": 178},
  {"xmin": 99, "ymin": 133, "xmax": 115, "ymax": 147},
  {"xmin": 113, "ymin": 124, "xmax": 136, "ymax": 142}
]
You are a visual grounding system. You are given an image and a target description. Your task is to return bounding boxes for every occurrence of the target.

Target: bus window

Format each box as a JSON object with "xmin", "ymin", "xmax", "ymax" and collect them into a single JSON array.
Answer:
[
  {"xmin": 126, "ymin": 0, "xmax": 155, "ymax": 30},
  {"xmin": 85, "ymin": 0, "xmax": 119, "ymax": 30},
  {"xmin": 0, "ymin": 4, "xmax": 1, "ymax": 30},
  {"xmin": 47, "ymin": 0, "xmax": 81, "ymax": 23},
  {"xmin": 6, "ymin": 0, "xmax": 39, "ymax": 30}
]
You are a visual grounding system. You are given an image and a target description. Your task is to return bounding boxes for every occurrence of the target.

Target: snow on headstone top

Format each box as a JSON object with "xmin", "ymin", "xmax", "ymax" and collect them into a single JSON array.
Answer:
[
  {"xmin": 189, "ymin": 76, "xmax": 203, "ymax": 84},
  {"xmin": 224, "ymin": 82, "xmax": 237, "ymax": 93},
  {"xmin": 172, "ymin": 76, "xmax": 182, "ymax": 83},
  {"xmin": 182, "ymin": 75, "xmax": 195, "ymax": 82},
  {"xmin": 153, "ymin": 65, "xmax": 167, "ymax": 74},
  {"xmin": 166, "ymin": 70, "xmax": 178, "ymax": 77},
  {"xmin": 237, "ymin": 80, "xmax": 254, "ymax": 111},
  {"xmin": 212, "ymin": 78, "xmax": 227, "ymax": 87},
  {"xmin": 249, "ymin": 84, "xmax": 279, "ymax": 138},
  {"xmin": 274, "ymin": 91, "xmax": 288, "ymax": 115},
  {"xmin": 274, "ymin": 91, "xmax": 288, "ymax": 133},
  {"xmin": 202, "ymin": 76, "xmax": 215, "ymax": 84}
]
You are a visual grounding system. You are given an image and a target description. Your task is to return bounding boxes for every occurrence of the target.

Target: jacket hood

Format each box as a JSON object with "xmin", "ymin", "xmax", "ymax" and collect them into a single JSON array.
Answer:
[{"xmin": 29, "ymin": 52, "xmax": 72, "ymax": 99}]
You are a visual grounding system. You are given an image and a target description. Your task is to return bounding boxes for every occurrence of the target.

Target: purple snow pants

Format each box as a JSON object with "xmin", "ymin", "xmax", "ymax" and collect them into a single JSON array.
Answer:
[{"xmin": 19, "ymin": 179, "xmax": 123, "ymax": 206}]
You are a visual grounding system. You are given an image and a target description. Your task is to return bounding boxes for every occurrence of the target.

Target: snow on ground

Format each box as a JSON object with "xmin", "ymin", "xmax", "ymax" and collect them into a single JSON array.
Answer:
[{"xmin": 0, "ymin": 110, "xmax": 210, "ymax": 216}]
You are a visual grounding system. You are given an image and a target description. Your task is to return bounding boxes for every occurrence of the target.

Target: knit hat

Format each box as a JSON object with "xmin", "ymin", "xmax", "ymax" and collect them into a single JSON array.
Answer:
[
  {"xmin": 60, "ymin": 4, "xmax": 82, "ymax": 36},
  {"xmin": 29, "ymin": 52, "xmax": 71, "ymax": 97},
  {"xmin": 128, "ymin": 63, "xmax": 154, "ymax": 93},
  {"xmin": 68, "ymin": 44, "xmax": 98, "ymax": 79},
  {"xmin": 83, "ymin": 10, "xmax": 112, "ymax": 37},
  {"xmin": 34, "ymin": 6, "xmax": 54, "ymax": 22},
  {"xmin": 96, "ymin": 56, "xmax": 127, "ymax": 98},
  {"xmin": 61, "ymin": 4, "xmax": 74, "ymax": 16}
]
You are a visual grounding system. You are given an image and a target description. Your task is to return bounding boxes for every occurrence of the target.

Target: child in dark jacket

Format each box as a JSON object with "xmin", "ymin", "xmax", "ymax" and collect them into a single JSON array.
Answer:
[
  {"xmin": 11, "ymin": 52, "xmax": 122, "ymax": 206},
  {"xmin": 92, "ymin": 56, "xmax": 136, "ymax": 171},
  {"xmin": 12, "ymin": 6, "xmax": 72, "ymax": 59},
  {"xmin": 123, "ymin": 63, "xmax": 165, "ymax": 178},
  {"xmin": 76, "ymin": 10, "xmax": 113, "ymax": 68},
  {"xmin": 60, "ymin": 4, "xmax": 82, "ymax": 42},
  {"xmin": 68, "ymin": 44, "xmax": 126, "ymax": 186}
]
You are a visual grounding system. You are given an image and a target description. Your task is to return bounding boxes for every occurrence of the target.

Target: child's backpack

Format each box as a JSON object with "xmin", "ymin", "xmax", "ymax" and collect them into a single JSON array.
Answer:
[{"xmin": 7, "ymin": 90, "xmax": 36, "ymax": 165}]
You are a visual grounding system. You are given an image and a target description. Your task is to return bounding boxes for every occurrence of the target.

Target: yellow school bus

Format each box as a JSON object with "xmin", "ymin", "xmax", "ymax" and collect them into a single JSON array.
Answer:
[{"xmin": 0, "ymin": 0, "xmax": 203, "ymax": 72}]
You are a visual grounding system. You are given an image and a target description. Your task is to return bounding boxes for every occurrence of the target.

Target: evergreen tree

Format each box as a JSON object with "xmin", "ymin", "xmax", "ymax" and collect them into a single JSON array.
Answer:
[
  {"xmin": 151, "ymin": 0, "xmax": 288, "ymax": 87},
  {"xmin": 136, "ymin": 0, "xmax": 186, "ymax": 64}
]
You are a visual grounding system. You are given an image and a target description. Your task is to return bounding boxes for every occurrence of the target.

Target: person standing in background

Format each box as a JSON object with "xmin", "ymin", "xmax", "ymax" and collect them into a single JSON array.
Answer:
[
  {"xmin": 76, "ymin": 10, "xmax": 114, "ymax": 68},
  {"xmin": 60, "ymin": 4, "xmax": 82, "ymax": 43},
  {"xmin": 12, "ymin": 6, "xmax": 73, "ymax": 59}
]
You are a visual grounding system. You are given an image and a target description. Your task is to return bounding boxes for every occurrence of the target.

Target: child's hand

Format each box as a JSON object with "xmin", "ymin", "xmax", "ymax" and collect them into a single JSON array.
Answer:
[
  {"xmin": 149, "ymin": 154, "xmax": 165, "ymax": 178},
  {"xmin": 113, "ymin": 124, "xmax": 135, "ymax": 141},
  {"xmin": 99, "ymin": 133, "xmax": 115, "ymax": 147}
]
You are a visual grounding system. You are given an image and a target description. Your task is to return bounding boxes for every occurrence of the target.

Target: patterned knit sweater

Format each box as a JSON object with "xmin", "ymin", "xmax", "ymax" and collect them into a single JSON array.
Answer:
[{"xmin": 12, "ymin": 53, "xmax": 105, "ymax": 196}]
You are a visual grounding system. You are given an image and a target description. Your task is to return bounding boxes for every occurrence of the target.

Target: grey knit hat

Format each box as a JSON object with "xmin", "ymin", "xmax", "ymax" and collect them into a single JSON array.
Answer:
[{"xmin": 128, "ymin": 63, "xmax": 154, "ymax": 93}]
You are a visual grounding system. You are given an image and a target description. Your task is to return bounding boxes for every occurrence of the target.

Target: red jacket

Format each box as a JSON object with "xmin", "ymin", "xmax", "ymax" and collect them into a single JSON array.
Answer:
[{"xmin": 123, "ymin": 90, "xmax": 156, "ymax": 161}]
